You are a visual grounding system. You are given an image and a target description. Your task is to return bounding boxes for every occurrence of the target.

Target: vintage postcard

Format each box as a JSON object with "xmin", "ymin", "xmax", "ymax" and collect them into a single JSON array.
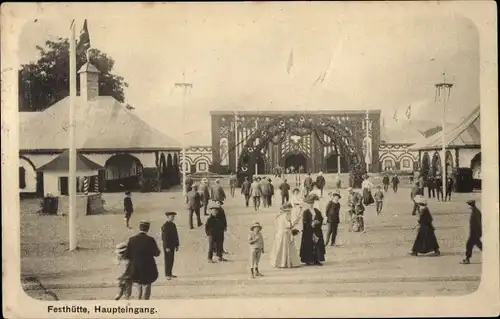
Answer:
[{"xmin": 2, "ymin": 1, "xmax": 498, "ymax": 318}]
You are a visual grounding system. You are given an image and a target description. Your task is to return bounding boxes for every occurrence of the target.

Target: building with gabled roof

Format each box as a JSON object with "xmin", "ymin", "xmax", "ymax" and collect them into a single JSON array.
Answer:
[
  {"xmin": 409, "ymin": 106, "xmax": 481, "ymax": 186},
  {"xmin": 19, "ymin": 62, "xmax": 182, "ymax": 196}
]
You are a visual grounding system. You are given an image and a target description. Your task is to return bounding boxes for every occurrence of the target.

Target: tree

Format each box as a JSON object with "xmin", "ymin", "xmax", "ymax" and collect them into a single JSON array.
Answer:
[{"xmin": 18, "ymin": 37, "xmax": 128, "ymax": 111}]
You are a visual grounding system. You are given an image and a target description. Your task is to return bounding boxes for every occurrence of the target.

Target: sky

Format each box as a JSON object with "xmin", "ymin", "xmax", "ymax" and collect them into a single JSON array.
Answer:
[{"xmin": 17, "ymin": 3, "xmax": 480, "ymax": 146}]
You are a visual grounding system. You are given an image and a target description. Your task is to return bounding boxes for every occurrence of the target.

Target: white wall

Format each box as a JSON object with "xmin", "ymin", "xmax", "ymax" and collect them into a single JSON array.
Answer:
[
  {"xmin": 43, "ymin": 170, "xmax": 98, "ymax": 196},
  {"xmin": 19, "ymin": 158, "xmax": 37, "ymax": 193}
]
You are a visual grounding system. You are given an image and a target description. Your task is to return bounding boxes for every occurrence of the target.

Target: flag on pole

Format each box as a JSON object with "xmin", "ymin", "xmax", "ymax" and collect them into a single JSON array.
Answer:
[
  {"xmin": 286, "ymin": 49, "xmax": 294, "ymax": 74},
  {"xmin": 392, "ymin": 108, "xmax": 398, "ymax": 122},
  {"xmin": 77, "ymin": 19, "xmax": 91, "ymax": 55},
  {"xmin": 405, "ymin": 104, "xmax": 412, "ymax": 120}
]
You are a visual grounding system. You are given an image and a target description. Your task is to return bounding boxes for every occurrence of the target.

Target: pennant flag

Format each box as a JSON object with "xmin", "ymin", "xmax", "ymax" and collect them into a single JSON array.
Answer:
[
  {"xmin": 286, "ymin": 49, "xmax": 294, "ymax": 74},
  {"xmin": 77, "ymin": 19, "xmax": 91, "ymax": 54},
  {"xmin": 393, "ymin": 108, "xmax": 398, "ymax": 122},
  {"xmin": 405, "ymin": 104, "xmax": 412, "ymax": 120}
]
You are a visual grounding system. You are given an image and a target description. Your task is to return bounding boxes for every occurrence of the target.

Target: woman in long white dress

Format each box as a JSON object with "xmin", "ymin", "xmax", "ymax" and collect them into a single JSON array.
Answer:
[{"xmin": 269, "ymin": 202, "xmax": 301, "ymax": 268}]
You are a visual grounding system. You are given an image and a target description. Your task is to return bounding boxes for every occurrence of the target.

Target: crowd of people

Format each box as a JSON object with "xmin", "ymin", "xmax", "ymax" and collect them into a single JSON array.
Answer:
[{"xmin": 115, "ymin": 170, "xmax": 481, "ymax": 300}]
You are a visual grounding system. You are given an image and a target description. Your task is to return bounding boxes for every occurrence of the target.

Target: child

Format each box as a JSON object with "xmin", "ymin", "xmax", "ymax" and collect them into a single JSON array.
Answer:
[
  {"xmin": 123, "ymin": 191, "xmax": 133, "ymax": 228},
  {"xmin": 248, "ymin": 222, "xmax": 265, "ymax": 278},
  {"xmin": 373, "ymin": 185, "xmax": 384, "ymax": 215},
  {"xmin": 325, "ymin": 192, "xmax": 341, "ymax": 246},
  {"xmin": 114, "ymin": 242, "xmax": 132, "ymax": 300}
]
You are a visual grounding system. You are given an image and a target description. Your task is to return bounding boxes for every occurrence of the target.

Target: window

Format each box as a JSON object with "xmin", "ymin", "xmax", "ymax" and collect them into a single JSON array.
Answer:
[
  {"xmin": 402, "ymin": 159, "xmax": 411, "ymax": 168},
  {"xmin": 198, "ymin": 162, "xmax": 207, "ymax": 171},
  {"xmin": 183, "ymin": 162, "xmax": 189, "ymax": 172},
  {"xmin": 19, "ymin": 167, "xmax": 26, "ymax": 189}
]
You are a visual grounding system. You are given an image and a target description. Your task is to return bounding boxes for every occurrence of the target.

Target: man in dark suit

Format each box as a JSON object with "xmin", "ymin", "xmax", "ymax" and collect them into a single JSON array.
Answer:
[
  {"xmin": 125, "ymin": 221, "xmax": 160, "ymax": 300},
  {"xmin": 187, "ymin": 185, "xmax": 203, "ymax": 229},
  {"xmin": 445, "ymin": 176, "xmax": 454, "ymax": 201},
  {"xmin": 199, "ymin": 178, "xmax": 211, "ymax": 216},
  {"xmin": 391, "ymin": 174, "xmax": 400, "ymax": 193},
  {"xmin": 303, "ymin": 173, "xmax": 313, "ymax": 196},
  {"xmin": 324, "ymin": 192, "xmax": 341, "ymax": 246},
  {"xmin": 435, "ymin": 174, "xmax": 444, "ymax": 201},
  {"xmin": 240, "ymin": 177, "xmax": 251, "ymax": 207},
  {"xmin": 279, "ymin": 178, "xmax": 291, "ymax": 205},
  {"xmin": 461, "ymin": 200, "xmax": 482, "ymax": 264},
  {"xmin": 123, "ymin": 191, "xmax": 133, "ymax": 228},
  {"xmin": 427, "ymin": 176, "xmax": 436, "ymax": 198},
  {"xmin": 161, "ymin": 212, "xmax": 180, "ymax": 280},
  {"xmin": 205, "ymin": 206, "xmax": 227, "ymax": 262}
]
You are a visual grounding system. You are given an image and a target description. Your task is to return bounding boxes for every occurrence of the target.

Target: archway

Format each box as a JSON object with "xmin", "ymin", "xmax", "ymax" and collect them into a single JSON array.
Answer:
[
  {"xmin": 19, "ymin": 156, "xmax": 37, "ymax": 194},
  {"xmin": 105, "ymin": 153, "xmax": 143, "ymax": 192},
  {"xmin": 431, "ymin": 151, "xmax": 441, "ymax": 177},
  {"xmin": 173, "ymin": 153, "xmax": 180, "ymax": 185},
  {"xmin": 237, "ymin": 115, "xmax": 363, "ymax": 174},
  {"xmin": 284, "ymin": 152, "xmax": 308, "ymax": 173},
  {"xmin": 421, "ymin": 152, "xmax": 430, "ymax": 177},
  {"xmin": 470, "ymin": 152, "xmax": 481, "ymax": 189}
]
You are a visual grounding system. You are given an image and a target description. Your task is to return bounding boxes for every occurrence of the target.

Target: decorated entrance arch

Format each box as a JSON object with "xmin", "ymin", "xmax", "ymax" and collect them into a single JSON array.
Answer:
[{"xmin": 210, "ymin": 110, "xmax": 381, "ymax": 185}]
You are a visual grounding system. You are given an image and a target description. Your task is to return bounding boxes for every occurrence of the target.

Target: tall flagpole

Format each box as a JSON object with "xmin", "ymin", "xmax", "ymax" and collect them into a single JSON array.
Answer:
[
  {"xmin": 69, "ymin": 20, "xmax": 78, "ymax": 251},
  {"xmin": 234, "ymin": 112, "xmax": 238, "ymax": 173},
  {"xmin": 435, "ymin": 73, "xmax": 453, "ymax": 193},
  {"xmin": 175, "ymin": 80, "xmax": 193, "ymax": 200}
]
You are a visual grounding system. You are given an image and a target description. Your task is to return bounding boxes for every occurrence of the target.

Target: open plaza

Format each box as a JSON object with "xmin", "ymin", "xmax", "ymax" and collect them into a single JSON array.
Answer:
[{"xmin": 22, "ymin": 175, "xmax": 481, "ymax": 300}]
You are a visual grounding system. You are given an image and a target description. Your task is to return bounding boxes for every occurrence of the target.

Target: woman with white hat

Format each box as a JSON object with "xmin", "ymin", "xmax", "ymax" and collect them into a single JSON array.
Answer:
[
  {"xmin": 410, "ymin": 195, "xmax": 440, "ymax": 256},
  {"xmin": 269, "ymin": 203, "xmax": 301, "ymax": 268}
]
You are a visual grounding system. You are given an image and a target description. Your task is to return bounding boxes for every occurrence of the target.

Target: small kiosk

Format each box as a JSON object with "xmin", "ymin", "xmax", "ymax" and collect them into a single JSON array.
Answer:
[{"xmin": 37, "ymin": 150, "xmax": 105, "ymax": 215}]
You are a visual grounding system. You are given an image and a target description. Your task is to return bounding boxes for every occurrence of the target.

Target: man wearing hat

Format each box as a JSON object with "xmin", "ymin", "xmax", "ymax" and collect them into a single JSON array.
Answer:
[
  {"xmin": 205, "ymin": 205, "xmax": 227, "ymax": 262},
  {"xmin": 435, "ymin": 174, "xmax": 444, "ymax": 201},
  {"xmin": 324, "ymin": 192, "xmax": 341, "ymax": 246},
  {"xmin": 161, "ymin": 212, "xmax": 180, "ymax": 279},
  {"xmin": 123, "ymin": 191, "xmax": 133, "ymax": 228},
  {"xmin": 187, "ymin": 185, "xmax": 203, "ymax": 229},
  {"xmin": 241, "ymin": 176, "xmax": 252, "ymax": 207},
  {"xmin": 213, "ymin": 200, "xmax": 228, "ymax": 255},
  {"xmin": 461, "ymin": 200, "xmax": 482, "ymax": 264},
  {"xmin": 303, "ymin": 173, "xmax": 313, "ymax": 197},
  {"xmin": 199, "ymin": 178, "xmax": 211, "ymax": 216},
  {"xmin": 125, "ymin": 221, "xmax": 160, "ymax": 299},
  {"xmin": 249, "ymin": 177, "xmax": 262, "ymax": 211},
  {"xmin": 410, "ymin": 181, "xmax": 424, "ymax": 216},
  {"xmin": 212, "ymin": 179, "xmax": 226, "ymax": 203},
  {"xmin": 184, "ymin": 174, "xmax": 194, "ymax": 204},
  {"xmin": 391, "ymin": 174, "xmax": 400, "ymax": 193}
]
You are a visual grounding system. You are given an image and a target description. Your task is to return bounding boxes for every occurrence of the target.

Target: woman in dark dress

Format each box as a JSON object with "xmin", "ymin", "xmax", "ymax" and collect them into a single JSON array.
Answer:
[
  {"xmin": 410, "ymin": 196, "xmax": 440, "ymax": 256},
  {"xmin": 299, "ymin": 193, "xmax": 326, "ymax": 265}
]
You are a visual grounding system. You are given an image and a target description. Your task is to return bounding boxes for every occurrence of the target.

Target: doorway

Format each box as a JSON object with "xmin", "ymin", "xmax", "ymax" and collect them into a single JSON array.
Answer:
[{"xmin": 284, "ymin": 153, "xmax": 307, "ymax": 173}]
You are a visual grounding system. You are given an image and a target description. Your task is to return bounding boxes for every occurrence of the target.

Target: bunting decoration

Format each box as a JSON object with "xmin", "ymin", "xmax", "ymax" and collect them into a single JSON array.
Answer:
[{"xmin": 405, "ymin": 104, "xmax": 412, "ymax": 120}]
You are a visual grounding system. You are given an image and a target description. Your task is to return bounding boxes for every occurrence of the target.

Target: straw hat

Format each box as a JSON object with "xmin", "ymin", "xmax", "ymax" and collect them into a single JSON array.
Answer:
[
  {"xmin": 347, "ymin": 187, "xmax": 353, "ymax": 192},
  {"xmin": 115, "ymin": 242, "xmax": 127, "ymax": 255},
  {"xmin": 329, "ymin": 192, "xmax": 342, "ymax": 199},
  {"xmin": 164, "ymin": 212, "xmax": 177, "ymax": 217},
  {"xmin": 280, "ymin": 202, "xmax": 293, "ymax": 211},
  {"xmin": 466, "ymin": 200, "xmax": 476, "ymax": 207},
  {"xmin": 250, "ymin": 222, "xmax": 263, "ymax": 231}
]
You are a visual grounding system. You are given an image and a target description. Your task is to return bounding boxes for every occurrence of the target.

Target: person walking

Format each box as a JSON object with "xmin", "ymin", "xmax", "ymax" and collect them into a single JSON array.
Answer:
[
  {"xmin": 187, "ymin": 185, "xmax": 203, "ymax": 229},
  {"xmin": 269, "ymin": 202, "xmax": 301, "ymax": 268},
  {"xmin": 324, "ymin": 192, "xmax": 341, "ymax": 246},
  {"xmin": 445, "ymin": 176, "xmax": 454, "ymax": 201},
  {"xmin": 260, "ymin": 178, "xmax": 271, "ymax": 208},
  {"xmin": 427, "ymin": 176, "xmax": 436, "ymax": 199},
  {"xmin": 161, "ymin": 212, "xmax": 179, "ymax": 280},
  {"xmin": 212, "ymin": 179, "xmax": 226, "ymax": 203},
  {"xmin": 373, "ymin": 185, "xmax": 384, "ymax": 215},
  {"xmin": 241, "ymin": 177, "xmax": 251, "ymax": 207},
  {"xmin": 279, "ymin": 178, "xmax": 291, "ymax": 205},
  {"xmin": 391, "ymin": 174, "xmax": 400, "ymax": 193},
  {"xmin": 213, "ymin": 200, "xmax": 228, "ymax": 255},
  {"xmin": 205, "ymin": 206, "xmax": 227, "ymax": 262},
  {"xmin": 199, "ymin": 178, "xmax": 211, "ymax": 216},
  {"xmin": 123, "ymin": 191, "xmax": 133, "ymax": 229},
  {"xmin": 268, "ymin": 178, "xmax": 275, "ymax": 207},
  {"xmin": 250, "ymin": 177, "xmax": 262, "ymax": 211},
  {"xmin": 435, "ymin": 174, "xmax": 444, "ymax": 201},
  {"xmin": 410, "ymin": 182, "xmax": 424, "ymax": 216},
  {"xmin": 461, "ymin": 200, "xmax": 482, "ymax": 264},
  {"xmin": 335, "ymin": 173, "xmax": 342, "ymax": 190},
  {"xmin": 382, "ymin": 173, "xmax": 390, "ymax": 192},
  {"xmin": 184, "ymin": 174, "xmax": 194, "ymax": 204},
  {"xmin": 229, "ymin": 173, "xmax": 238, "ymax": 198},
  {"xmin": 125, "ymin": 221, "xmax": 160, "ymax": 300},
  {"xmin": 361, "ymin": 175, "xmax": 375, "ymax": 206},
  {"xmin": 410, "ymin": 196, "xmax": 440, "ymax": 256},
  {"xmin": 315, "ymin": 171, "xmax": 326, "ymax": 198},
  {"xmin": 299, "ymin": 193, "xmax": 326, "ymax": 266},
  {"xmin": 248, "ymin": 222, "xmax": 265, "ymax": 278},
  {"xmin": 303, "ymin": 173, "xmax": 313, "ymax": 197}
]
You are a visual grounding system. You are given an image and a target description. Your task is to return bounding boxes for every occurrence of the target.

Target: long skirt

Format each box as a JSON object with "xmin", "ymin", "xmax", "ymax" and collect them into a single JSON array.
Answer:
[
  {"xmin": 412, "ymin": 226, "xmax": 440, "ymax": 254},
  {"xmin": 362, "ymin": 189, "xmax": 374, "ymax": 206},
  {"xmin": 269, "ymin": 230, "xmax": 301, "ymax": 268}
]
